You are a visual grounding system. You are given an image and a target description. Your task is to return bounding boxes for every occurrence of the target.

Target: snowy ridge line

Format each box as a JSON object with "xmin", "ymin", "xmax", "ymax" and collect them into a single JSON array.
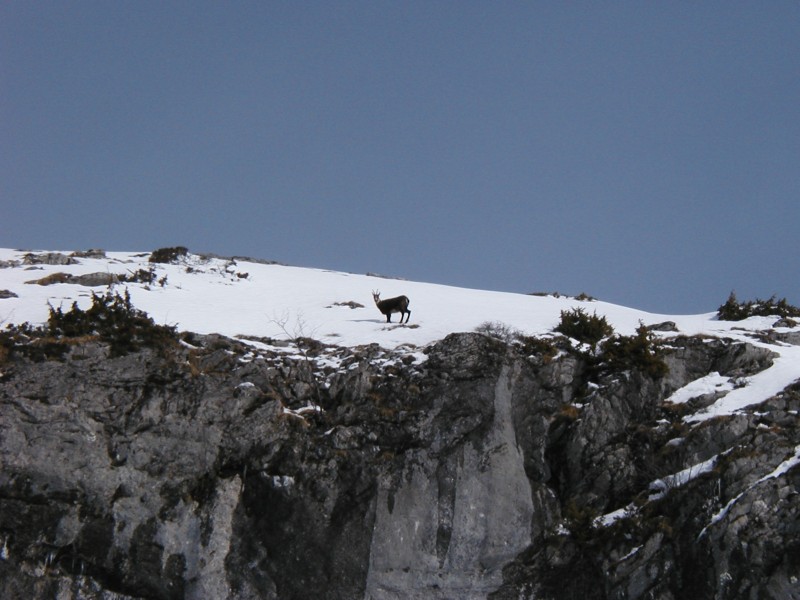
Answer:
[
  {"xmin": 0, "ymin": 248, "xmax": 722, "ymax": 349},
  {"xmin": 2, "ymin": 247, "xmax": 800, "ymax": 417}
]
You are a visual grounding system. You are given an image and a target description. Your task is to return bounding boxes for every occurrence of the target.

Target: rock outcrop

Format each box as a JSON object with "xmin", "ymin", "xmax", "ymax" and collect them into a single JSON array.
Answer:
[{"xmin": 1, "ymin": 328, "xmax": 798, "ymax": 599}]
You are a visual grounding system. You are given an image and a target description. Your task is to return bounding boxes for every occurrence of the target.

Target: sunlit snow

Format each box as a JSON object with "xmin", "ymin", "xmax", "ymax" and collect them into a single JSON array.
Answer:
[
  {"xmin": 2, "ymin": 248, "xmax": 798, "ymax": 424},
  {"xmin": 665, "ymin": 372, "xmax": 734, "ymax": 404}
]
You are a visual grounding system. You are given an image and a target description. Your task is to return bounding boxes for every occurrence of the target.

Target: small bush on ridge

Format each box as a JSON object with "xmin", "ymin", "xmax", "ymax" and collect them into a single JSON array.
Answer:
[
  {"xmin": 48, "ymin": 290, "xmax": 177, "ymax": 357},
  {"xmin": 599, "ymin": 323, "xmax": 668, "ymax": 379},
  {"xmin": 149, "ymin": 246, "xmax": 188, "ymax": 264},
  {"xmin": 475, "ymin": 321, "xmax": 522, "ymax": 344},
  {"xmin": 717, "ymin": 292, "xmax": 800, "ymax": 321},
  {"xmin": 555, "ymin": 308, "xmax": 614, "ymax": 349},
  {"xmin": 0, "ymin": 322, "xmax": 50, "ymax": 363}
]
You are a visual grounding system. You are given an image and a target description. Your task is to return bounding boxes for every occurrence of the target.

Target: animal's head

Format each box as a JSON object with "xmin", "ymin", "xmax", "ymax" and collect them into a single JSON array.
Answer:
[{"xmin": 372, "ymin": 290, "xmax": 381, "ymax": 304}]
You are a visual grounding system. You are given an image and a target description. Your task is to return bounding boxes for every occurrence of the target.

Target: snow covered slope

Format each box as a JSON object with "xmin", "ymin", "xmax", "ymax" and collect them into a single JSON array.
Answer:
[{"xmin": 2, "ymin": 248, "xmax": 799, "ymax": 422}]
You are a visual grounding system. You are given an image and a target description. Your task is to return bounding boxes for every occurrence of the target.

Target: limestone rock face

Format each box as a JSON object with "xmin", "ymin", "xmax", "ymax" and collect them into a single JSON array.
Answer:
[{"xmin": 0, "ymin": 331, "xmax": 797, "ymax": 599}]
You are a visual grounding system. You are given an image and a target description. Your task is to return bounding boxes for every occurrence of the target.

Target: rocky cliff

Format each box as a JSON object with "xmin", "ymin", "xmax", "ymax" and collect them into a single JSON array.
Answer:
[{"xmin": 1, "ymin": 321, "xmax": 798, "ymax": 599}]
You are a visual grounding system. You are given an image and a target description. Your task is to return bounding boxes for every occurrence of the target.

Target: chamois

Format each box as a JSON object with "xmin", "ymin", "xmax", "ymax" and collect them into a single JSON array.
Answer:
[{"xmin": 372, "ymin": 290, "xmax": 411, "ymax": 324}]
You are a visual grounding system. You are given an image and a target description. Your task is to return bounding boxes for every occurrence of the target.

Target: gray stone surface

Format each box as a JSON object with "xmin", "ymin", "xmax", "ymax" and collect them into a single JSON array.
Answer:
[{"xmin": 1, "ymin": 331, "xmax": 798, "ymax": 599}]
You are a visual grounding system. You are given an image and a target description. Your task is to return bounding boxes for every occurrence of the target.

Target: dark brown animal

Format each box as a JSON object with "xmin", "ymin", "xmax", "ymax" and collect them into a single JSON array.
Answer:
[{"xmin": 372, "ymin": 290, "xmax": 411, "ymax": 324}]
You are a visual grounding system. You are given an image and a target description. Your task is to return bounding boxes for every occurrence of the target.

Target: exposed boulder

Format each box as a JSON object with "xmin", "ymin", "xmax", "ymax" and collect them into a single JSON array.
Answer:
[
  {"xmin": 70, "ymin": 272, "xmax": 120, "ymax": 287},
  {"xmin": 647, "ymin": 321, "xmax": 679, "ymax": 332},
  {"xmin": 22, "ymin": 252, "xmax": 78, "ymax": 266},
  {"xmin": 25, "ymin": 272, "xmax": 73, "ymax": 285},
  {"xmin": 71, "ymin": 249, "xmax": 107, "ymax": 259},
  {"xmin": 24, "ymin": 272, "xmax": 119, "ymax": 287}
]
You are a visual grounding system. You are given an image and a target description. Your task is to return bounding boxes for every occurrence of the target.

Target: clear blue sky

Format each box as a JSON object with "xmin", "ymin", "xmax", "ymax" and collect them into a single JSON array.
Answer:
[{"xmin": 2, "ymin": 2, "xmax": 799, "ymax": 314}]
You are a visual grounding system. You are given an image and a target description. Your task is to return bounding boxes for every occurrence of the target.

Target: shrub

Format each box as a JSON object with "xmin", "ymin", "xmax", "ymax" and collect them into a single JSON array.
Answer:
[
  {"xmin": 48, "ymin": 290, "xmax": 177, "ymax": 356},
  {"xmin": 474, "ymin": 321, "xmax": 521, "ymax": 343},
  {"xmin": 122, "ymin": 267, "xmax": 157, "ymax": 285},
  {"xmin": 555, "ymin": 308, "xmax": 614, "ymax": 349},
  {"xmin": 563, "ymin": 498, "xmax": 601, "ymax": 542},
  {"xmin": 119, "ymin": 267, "xmax": 168, "ymax": 288},
  {"xmin": 717, "ymin": 291, "xmax": 800, "ymax": 321},
  {"xmin": 149, "ymin": 246, "xmax": 188, "ymax": 264},
  {"xmin": 599, "ymin": 323, "xmax": 668, "ymax": 379},
  {"xmin": 516, "ymin": 335, "xmax": 559, "ymax": 362},
  {"xmin": 1, "ymin": 321, "xmax": 65, "ymax": 362}
]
